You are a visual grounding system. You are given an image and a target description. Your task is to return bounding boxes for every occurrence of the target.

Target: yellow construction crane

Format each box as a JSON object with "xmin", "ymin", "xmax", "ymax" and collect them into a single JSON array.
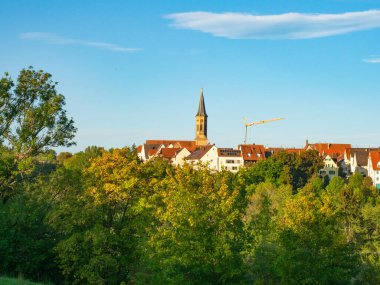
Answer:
[{"xmin": 243, "ymin": 117, "xmax": 285, "ymax": 144}]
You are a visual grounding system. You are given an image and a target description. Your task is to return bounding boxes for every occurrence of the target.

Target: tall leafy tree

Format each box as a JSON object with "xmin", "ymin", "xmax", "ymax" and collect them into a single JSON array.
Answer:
[
  {"xmin": 0, "ymin": 67, "xmax": 76, "ymax": 200},
  {"xmin": 0, "ymin": 67, "xmax": 76, "ymax": 159},
  {"xmin": 138, "ymin": 164, "xmax": 245, "ymax": 285},
  {"xmin": 54, "ymin": 147, "xmax": 148, "ymax": 285}
]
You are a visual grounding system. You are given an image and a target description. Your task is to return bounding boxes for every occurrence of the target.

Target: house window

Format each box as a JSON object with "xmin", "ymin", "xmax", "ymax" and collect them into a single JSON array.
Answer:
[
  {"xmin": 329, "ymin": 171, "xmax": 336, "ymax": 175},
  {"xmin": 247, "ymin": 153, "xmax": 251, "ymax": 157},
  {"xmin": 232, "ymin": 166, "xmax": 238, "ymax": 170},
  {"xmin": 226, "ymin": 160, "xmax": 235, "ymax": 164}
]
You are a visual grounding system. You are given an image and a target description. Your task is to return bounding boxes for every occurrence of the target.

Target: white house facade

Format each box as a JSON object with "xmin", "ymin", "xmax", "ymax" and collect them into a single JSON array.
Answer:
[
  {"xmin": 368, "ymin": 151, "xmax": 380, "ymax": 189},
  {"xmin": 217, "ymin": 148, "xmax": 244, "ymax": 173}
]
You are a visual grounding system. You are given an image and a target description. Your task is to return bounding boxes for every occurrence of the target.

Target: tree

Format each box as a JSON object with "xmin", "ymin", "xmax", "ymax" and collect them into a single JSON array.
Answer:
[
  {"xmin": 55, "ymin": 147, "xmax": 146, "ymax": 284},
  {"xmin": 239, "ymin": 150, "xmax": 323, "ymax": 192},
  {"xmin": 64, "ymin": 146, "xmax": 104, "ymax": 172},
  {"xmin": 276, "ymin": 177, "xmax": 360, "ymax": 284},
  {"xmin": 0, "ymin": 67, "xmax": 76, "ymax": 159},
  {"xmin": 243, "ymin": 182, "xmax": 292, "ymax": 284},
  {"xmin": 138, "ymin": 164, "xmax": 245, "ymax": 285}
]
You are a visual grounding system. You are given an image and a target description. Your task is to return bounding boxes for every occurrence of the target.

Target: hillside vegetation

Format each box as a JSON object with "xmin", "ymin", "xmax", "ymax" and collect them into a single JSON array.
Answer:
[
  {"xmin": 0, "ymin": 277, "xmax": 44, "ymax": 285},
  {"xmin": 1, "ymin": 68, "xmax": 379, "ymax": 284}
]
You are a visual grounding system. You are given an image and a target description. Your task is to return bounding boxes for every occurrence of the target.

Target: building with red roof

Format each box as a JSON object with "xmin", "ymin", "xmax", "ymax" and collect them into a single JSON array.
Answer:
[
  {"xmin": 238, "ymin": 144, "xmax": 266, "ymax": 165},
  {"xmin": 368, "ymin": 150, "xmax": 380, "ymax": 189}
]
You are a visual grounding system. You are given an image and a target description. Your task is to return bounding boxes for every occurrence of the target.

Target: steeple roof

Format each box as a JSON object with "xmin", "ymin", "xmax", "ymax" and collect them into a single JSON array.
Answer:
[{"xmin": 196, "ymin": 88, "xmax": 207, "ymax": 117}]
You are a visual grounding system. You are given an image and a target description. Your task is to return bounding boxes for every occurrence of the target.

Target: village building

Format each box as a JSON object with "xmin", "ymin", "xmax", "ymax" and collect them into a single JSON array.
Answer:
[
  {"xmin": 306, "ymin": 142, "xmax": 351, "ymax": 178},
  {"xmin": 368, "ymin": 150, "xmax": 380, "ymax": 189},
  {"xmin": 319, "ymin": 154, "xmax": 340, "ymax": 180},
  {"xmin": 186, "ymin": 145, "xmax": 218, "ymax": 170},
  {"xmin": 217, "ymin": 148, "xmax": 243, "ymax": 172},
  {"xmin": 173, "ymin": 148, "xmax": 191, "ymax": 166},
  {"xmin": 345, "ymin": 148, "xmax": 376, "ymax": 176},
  {"xmin": 138, "ymin": 143, "xmax": 162, "ymax": 161},
  {"xmin": 137, "ymin": 90, "xmax": 207, "ymax": 160},
  {"xmin": 239, "ymin": 144, "xmax": 266, "ymax": 165}
]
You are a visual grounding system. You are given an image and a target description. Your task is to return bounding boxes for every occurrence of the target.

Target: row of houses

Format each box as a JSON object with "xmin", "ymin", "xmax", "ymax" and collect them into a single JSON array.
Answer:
[
  {"xmin": 137, "ymin": 140, "xmax": 244, "ymax": 173},
  {"xmin": 306, "ymin": 143, "xmax": 380, "ymax": 189},
  {"xmin": 137, "ymin": 90, "xmax": 380, "ymax": 189},
  {"xmin": 136, "ymin": 140, "xmax": 380, "ymax": 189}
]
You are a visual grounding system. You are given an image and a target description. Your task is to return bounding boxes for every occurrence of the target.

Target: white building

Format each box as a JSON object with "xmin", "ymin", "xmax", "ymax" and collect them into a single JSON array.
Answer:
[
  {"xmin": 217, "ymin": 148, "xmax": 243, "ymax": 173},
  {"xmin": 368, "ymin": 150, "xmax": 380, "ymax": 189},
  {"xmin": 186, "ymin": 145, "xmax": 218, "ymax": 171},
  {"xmin": 319, "ymin": 154, "xmax": 339, "ymax": 180},
  {"xmin": 347, "ymin": 148, "xmax": 375, "ymax": 176},
  {"xmin": 172, "ymin": 148, "xmax": 191, "ymax": 167},
  {"xmin": 185, "ymin": 146, "xmax": 243, "ymax": 173},
  {"xmin": 137, "ymin": 143, "xmax": 162, "ymax": 161}
]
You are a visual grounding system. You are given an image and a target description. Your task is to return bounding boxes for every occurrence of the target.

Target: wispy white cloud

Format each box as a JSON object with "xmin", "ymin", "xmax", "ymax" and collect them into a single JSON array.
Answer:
[
  {"xmin": 165, "ymin": 10, "xmax": 380, "ymax": 39},
  {"xmin": 363, "ymin": 56, "xmax": 380, "ymax": 63},
  {"xmin": 19, "ymin": 32, "xmax": 141, "ymax": 52}
]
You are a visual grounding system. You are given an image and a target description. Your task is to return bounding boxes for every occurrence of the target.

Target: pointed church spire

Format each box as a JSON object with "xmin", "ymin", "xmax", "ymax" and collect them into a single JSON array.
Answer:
[{"xmin": 196, "ymin": 88, "xmax": 207, "ymax": 117}]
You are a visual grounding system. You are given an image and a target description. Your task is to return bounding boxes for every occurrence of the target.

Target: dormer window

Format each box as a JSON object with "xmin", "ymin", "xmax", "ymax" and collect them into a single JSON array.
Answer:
[{"xmin": 377, "ymin": 162, "xmax": 380, "ymax": 168}]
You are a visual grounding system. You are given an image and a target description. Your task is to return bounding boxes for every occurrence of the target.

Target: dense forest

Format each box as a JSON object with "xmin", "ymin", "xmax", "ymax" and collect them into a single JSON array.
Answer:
[{"xmin": 1, "ymin": 68, "xmax": 379, "ymax": 284}]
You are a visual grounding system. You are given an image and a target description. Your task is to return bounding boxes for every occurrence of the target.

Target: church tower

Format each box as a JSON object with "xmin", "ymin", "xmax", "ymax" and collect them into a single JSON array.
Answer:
[{"xmin": 195, "ymin": 89, "xmax": 208, "ymax": 146}]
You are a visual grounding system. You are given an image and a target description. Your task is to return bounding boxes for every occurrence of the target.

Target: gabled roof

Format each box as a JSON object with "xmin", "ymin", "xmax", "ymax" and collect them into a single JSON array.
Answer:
[
  {"xmin": 160, "ymin": 148, "xmax": 181, "ymax": 160},
  {"xmin": 351, "ymin": 148, "xmax": 377, "ymax": 166},
  {"xmin": 187, "ymin": 145, "xmax": 214, "ymax": 160},
  {"xmin": 324, "ymin": 153, "xmax": 344, "ymax": 164},
  {"xmin": 344, "ymin": 148, "xmax": 351, "ymax": 160},
  {"xmin": 239, "ymin": 144, "xmax": 266, "ymax": 161},
  {"xmin": 307, "ymin": 143, "xmax": 351, "ymax": 156},
  {"xmin": 146, "ymin": 140, "xmax": 197, "ymax": 152},
  {"xmin": 369, "ymin": 150, "xmax": 380, "ymax": 171},
  {"xmin": 196, "ymin": 89, "xmax": 207, "ymax": 117},
  {"xmin": 217, "ymin": 148, "xmax": 242, "ymax": 157},
  {"xmin": 144, "ymin": 144, "xmax": 161, "ymax": 158},
  {"xmin": 285, "ymin": 148, "xmax": 306, "ymax": 155},
  {"xmin": 136, "ymin": 145, "xmax": 142, "ymax": 153}
]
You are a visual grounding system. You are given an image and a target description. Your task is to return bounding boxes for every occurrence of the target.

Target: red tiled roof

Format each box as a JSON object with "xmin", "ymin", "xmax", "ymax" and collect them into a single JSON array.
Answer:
[
  {"xmin": 143, "ymin": 144, "xmax": 161, "ymax": 158},
  {"xmin": 239, "ymin": 144, "xmax": 266, "ymax": 161},
  {"xmin": 160, "ymin": 148, "xmax": 181, "ymax": 159},
  {"xmin": 285, "ymin": 148, "xmax": 305, "ymax": 155},
  {"xmin": 307, "ymin": 143, "xmax": 351, "ymax": 156},
  {"xmin": 344, "ymin": 148, "xmax": 351, "ymax": 160},
  {"xmin": 148, "ymin": 148, "xmax": 159, "ymax": 156},
  {"xmin": 323, "ymin": 152, "xmax": 344, "ymax": 162},
  {"xmin": 369, "ymin": 150, "xmax": 380, "ymax": 171},
  {"xmin": 146, "ymin": 140, "xmax": 197, "ymax": 152},
  {"xmin": 136, "ymin": 145, "xmax": 142, "ymax": 153}
]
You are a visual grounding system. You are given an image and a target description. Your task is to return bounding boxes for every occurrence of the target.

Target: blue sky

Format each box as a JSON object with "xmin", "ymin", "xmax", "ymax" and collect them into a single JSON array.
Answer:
[{"xmin": 1, "ymin": 0, "xmax": 380, "ymax": 152}]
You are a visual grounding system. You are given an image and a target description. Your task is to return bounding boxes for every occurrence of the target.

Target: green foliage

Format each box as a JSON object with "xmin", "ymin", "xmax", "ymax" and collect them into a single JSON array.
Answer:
[
  {"xmin": 0, "ymin": 142, "xmax": 378, "ymax": 284},
  {"xmin": 63, "ymin": 146, "xmax": 103, "ymax": 172},
  {"xmin": 0, "ymin": 67, "xmax": 76, "ymax": 158},
  {"xmin": 0, "ymin": 277, "xmax": 45, "ymax": 285},
  {"xmin": 240, "ymin": 150, "xmax": 323, "ymax": 192},
  {"xmin": 136, "ymin": 164, "xmax": 245, "ymax": 284},
  {"xmin": 0, "ymin": 67, "xmax": 75, "ymax": 201},
  {"xmin": 0, "ymin": 183, "xmax": 59, "ymax": 282}
]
